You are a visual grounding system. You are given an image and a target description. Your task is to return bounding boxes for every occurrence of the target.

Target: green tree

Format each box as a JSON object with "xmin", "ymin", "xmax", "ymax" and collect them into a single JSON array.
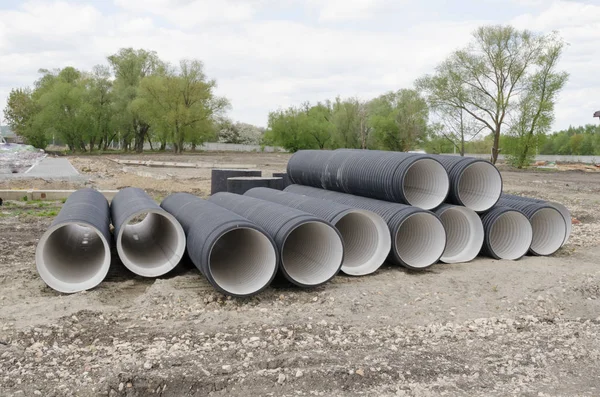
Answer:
[
  {"xmin": 417, "ymin": 25, "xmax": 566, "ymax": 164},
  {"xmin": 108, "ymin": 48, "xmax": 164, "ymax": 152},
  {"xmin": 369, "ymin": 89, "xmax": 428, "ymax": 151},
  {"xmin": 135, "ymin": 60, "xmax": 228, "ymax": 153},
  {"xmin": 3, "ymin": 88, "xmax": 46, "ymax": 148}
]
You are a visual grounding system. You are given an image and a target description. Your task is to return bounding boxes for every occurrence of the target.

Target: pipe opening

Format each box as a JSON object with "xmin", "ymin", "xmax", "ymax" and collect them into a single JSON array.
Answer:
[
  {"xmin": 36, "ymin": 223, "xmax": 111, "ymax": 293},
  {"xmin": 548, "ymin": 201, "xmax": 571, "ymax": 245},
  {"xmin": 282, "ymin": 221, "xmax": 343, "ymax": 286},
  {"xmin": 209, "ymin": 228, "xmax": 277, "ymax": 296},
  {"xmin": 334, "ymin": 210, "xmax": 391, "ymax": 276},
  {"xmin": 530, "ymin": 208, "xmax": 566, "ymax": 256},
  {"xmin": 457, "ymin": 162, "xmax": 502, "ymax": 212},
  {"xmin": 395, "ymin": 213, "xmax": 446, "ymax": 268},
  {"xmin": 489, "ymin": 211, "xmax": 532, "ymax": 260},
  {"xmin": 117, "ymin": 210, "xmax": 186, "ymax": 277},
  {"xmin": 403, "ymin": 159, "xmax": 449, "ymax": 210},
  {"xmin": 439, "ymin": 207, "xmax": 484, "ymax": 263}
]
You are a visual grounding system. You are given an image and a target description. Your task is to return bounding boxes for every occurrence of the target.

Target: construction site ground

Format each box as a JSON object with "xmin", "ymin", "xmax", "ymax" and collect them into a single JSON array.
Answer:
[{"xmin": 1, "ymin": 152, "xmax": 599, "ymax": 397}]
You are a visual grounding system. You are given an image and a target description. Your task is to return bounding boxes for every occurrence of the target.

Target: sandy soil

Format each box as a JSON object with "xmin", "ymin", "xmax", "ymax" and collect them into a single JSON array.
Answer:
[{"xmin": 1, "ymin": 153, "xmax": 600, "ymax": 396}]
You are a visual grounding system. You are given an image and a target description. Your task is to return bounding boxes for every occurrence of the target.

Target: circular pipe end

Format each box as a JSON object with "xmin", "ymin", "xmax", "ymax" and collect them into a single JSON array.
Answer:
[
  {"xmin": 36, "ymin": 223, "xmax": 111, "ymax": 293},
  {"xmin": 116, "ymin": 210, "xmax": 186, "ymax": 277},
  {"xmin": 438, "ymin": 206, "xmax": 484, "ymax": 263},
  {"xmin": 403, "ymin": 158, "xmax": 449, "ymax": 210},
  {"xmin": 489, "ymin": 211, "xmax": 532, "ymax": 260},
  {"xmin": 395, "ymin": 212, "xmax": 446, "ymax": 269},
  {"xmin": 282, "ymin": 221, "xmax": 343, "ymax": 286},
  {"xmin": 334, "ymin": 210, "xmax": 391, "ymax": 276},
  {"xmin": 457, "ymin": 162, "xmax": 502, "ymax": 212},
  {"xmin": 548, "ymin": 201, "xmax": 571, "ymax": 245},
  {"xmin": 529, "ymin": 207, "xmax": 567, "ymax": 256},
  {"xmin": 208, "ymin": 227, "xmax": 277, "ymax": 296}
]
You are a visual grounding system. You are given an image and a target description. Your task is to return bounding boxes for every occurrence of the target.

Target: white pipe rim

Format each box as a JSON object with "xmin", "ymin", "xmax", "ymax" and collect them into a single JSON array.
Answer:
[
  {"xmin": 457, "ymin": 162, "xmax": 502, "ymax": 212},
  {"xmin": 529, "ymin": 207, "xmax": 567, "ymax": 256},
  {"xmin": 282, "ymin": 221, "xmax": 343, "ymax": 286},
  {"xmin": 439, "ymin": 206, "xmax": 484, "ymax": 263},
  {"xmin": 402, "ymin": 158, "xmax": 450, "ymax": 210},
  {"xmin": 116, "ymin": 209, "xmax": 186, "ymax": 277},
  {"xmin": 208, "ymin": 227, "xmax": 277, "ymax": 296},
  {"xmin": 336, "ymin": 209, "xmax": 391, "ymax": 276},
  {"xmin": 395, "ymin": 212, "xmax": 446, "ymax": 268},
  {"xmin": 489, "ymin": 210, "xmax": 532, "ymax": 260},
  {"xmin": 36, "ymin": 222, "xmax": 111, "ymax": 293}
]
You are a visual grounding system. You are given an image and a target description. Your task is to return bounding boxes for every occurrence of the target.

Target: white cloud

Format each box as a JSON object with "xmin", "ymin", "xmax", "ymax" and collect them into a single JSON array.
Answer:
[{"xmin": 0, "ymin": 0, "xmax": 599, "ymax": 131}]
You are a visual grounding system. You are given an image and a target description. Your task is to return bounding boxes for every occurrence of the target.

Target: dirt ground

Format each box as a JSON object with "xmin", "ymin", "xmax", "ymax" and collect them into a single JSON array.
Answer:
[{"xmin": 1, "ymin": 152, "xmax": 600, "ymax": 397}]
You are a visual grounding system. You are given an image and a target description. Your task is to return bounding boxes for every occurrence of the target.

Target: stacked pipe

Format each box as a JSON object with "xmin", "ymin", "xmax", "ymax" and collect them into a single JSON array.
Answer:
[
  {"xmin": 208, "ymin": 192, "xmax": 344, "ymax": 287},
  {"xmin": 284, "ymin": 185, "xmax": 447, "ymax": 269},
  {"xmin": 287, "ymin": 149, "xmax": 450, "ymax": 209},
  {"xmin": 161, "ymin": 193, "xmax": 278, "ymax": 296},
  {"xmin": 244, "ymin": 187, "xmax": 391, "ymax": 275},
  {"xmin": 33, "ymin": 150, "xmax": 573, "ymax": 295}
]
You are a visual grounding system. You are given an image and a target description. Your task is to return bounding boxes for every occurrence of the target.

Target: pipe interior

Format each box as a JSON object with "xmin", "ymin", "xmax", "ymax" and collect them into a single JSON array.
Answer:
[
  {"xmin": 439, "ymin": 207, "xmax": 484, "ymax": 263},
  {"xmin": 334, "ymin": 210, "xmax": 391, "ymax": 276},
  {"xmin": 489, "ymin": 211, "xmax": 532, "ymax": 260},
  {"xmin": 548, "ymin": 201, "xmax": 571, "ymax": 244},
  {"xmin": 209, "ymin": 228, "xmax": 277, "ymax": 296},
  {"xmin": 403, "ymin": 159, "xmax": 449, "ymax": 210},
  {"xmin": 282, "ymin": 221, "xmax": 343, "ymax": 286},
  {"xmin": 458, "ymin": 162, "xmax": 502, "ymax": 212},
  {"xmin": 395, "ymin": 213, "xmax": 446, "ymax": 268},
  {"xmin": 117, "ymin": 211, "xmax": 186, "ymax": 277},
  {"xmin": 529, "ymin": 208, "xmax": 566, "ymax": 256},
  {"xmin": 37, "ymin": 223, "xmax": 110, "ymax": 292}
]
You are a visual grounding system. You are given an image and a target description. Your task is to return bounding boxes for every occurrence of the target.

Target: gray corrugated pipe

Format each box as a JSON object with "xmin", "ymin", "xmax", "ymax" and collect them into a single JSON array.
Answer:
[
  {"xmin": 208, "ymin": 192, "xmax": 344, "ymax": 287},
  {"xmin": 244, "ymin": 187, "xmax": 391, "ymax": 276},
  {"xmin": 285, "ymin": 185, "xmax": 446, "ymax": 269},
  {"xmin": 36, "ymin": 188, "xmax": 111, "ymax": 293},
  {"xmin": 111, "ymin": 188, "xmax": 186, "ymax": 277},
  {"xmin": 227, "ymin": 177, "xmax": 283, "ymax": 194},
  {"xmin": 500, "ymin": 193, "xmax": 571, "ymax": 246},
  {"xmin": 431, "ymin": 155, "xmax": 503, "ymax": 212},
  {"xmin": 434, "ymin": 204, "xmax": 484, "ymax": 263},
  {"xmin": 480, "ymin": 206, "xmax": 533, "ymax": 260},
  {"xmin": 496, "ymin": 196, "xmax": 566, "ymax": 256},
  {"xmin": 161, "ymin": 193, "xmax": 277, "ymax": 297},
  {"xmin": 286, "ymin": 149, "xmax": 449, "ymax": 210}
]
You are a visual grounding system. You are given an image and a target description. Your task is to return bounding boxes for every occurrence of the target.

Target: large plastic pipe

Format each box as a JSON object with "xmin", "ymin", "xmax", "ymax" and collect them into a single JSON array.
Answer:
[
  {"xmin": 431, "ymin": 155, "xmax": 503, "ymax": 212},
  {"xmin": 244, "ymin": 187, "xmax": 391, "ymax": 276},
  {"xmin": 161, "ymin": 193, "xmax": 278, "ymax": 297},
  {"xmin": 480, "ymin": 206, "xmax": 533, "ymax": 260},
  {"xmin": 35, "ymin": 188, "xmax": 112, "ymax": 293},
  {"xmin": 500, "ymin": 193, "xmax": 571, "ymax": 246},
  {"xmin": 286, "ymin": 149, "xmax": 449, "ymax": 210},
  {"xmin": 110, "ymin": 188, "xmax": 186, "ymax": 277},
  {"xmin": 496, "ymin": 196, "xmax": 566, "ymax": 256},
  {"xmin": 208, "ymin": 192, "xmax": 344, "ymax": 287},
  {"xmin": 285, "ymin": 185, "xmax": 446, "ymax": 269},
  {"xmin": 227, "ymin": 177, "xmax": 283, "ymax": 194},
  {"xmin": 434, "ymin": 204, "xmax": 484, "ymax": 263},
  {"xmin": 211, "ymin": 169, "xmax": 261, "ymax": 195}
]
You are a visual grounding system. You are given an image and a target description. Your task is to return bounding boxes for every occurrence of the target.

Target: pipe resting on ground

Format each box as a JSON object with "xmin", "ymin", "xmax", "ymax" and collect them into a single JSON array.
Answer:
[{"xmin": 36, "ymin": 188, "xmax": 112, "ymax": 293}]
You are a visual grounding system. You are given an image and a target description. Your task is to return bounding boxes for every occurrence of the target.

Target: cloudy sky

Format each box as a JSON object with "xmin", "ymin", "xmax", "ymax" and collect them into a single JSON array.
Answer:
[{"xmin": 0, "ymin": 0, "xmax": 599, "ymax": 130}]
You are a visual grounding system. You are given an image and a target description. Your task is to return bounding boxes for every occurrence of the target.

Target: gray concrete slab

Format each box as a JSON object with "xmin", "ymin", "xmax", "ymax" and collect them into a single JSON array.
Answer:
[{"xmin": 0, "ymin": 157, "xmax": 85, "ymax": 181}]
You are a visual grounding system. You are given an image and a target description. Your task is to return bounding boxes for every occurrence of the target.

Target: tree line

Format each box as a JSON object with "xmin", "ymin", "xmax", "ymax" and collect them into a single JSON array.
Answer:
[
  {"xmin": 265, "ymin": 25, "xmax": 571, "ymax": 166},
  {"xmin": 3, "ymin": 48, "xmax": 249, "ymax": 153},
  {"xmin": 4, "ymin": 25, "xmax": 585, "ymax": 167}
]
